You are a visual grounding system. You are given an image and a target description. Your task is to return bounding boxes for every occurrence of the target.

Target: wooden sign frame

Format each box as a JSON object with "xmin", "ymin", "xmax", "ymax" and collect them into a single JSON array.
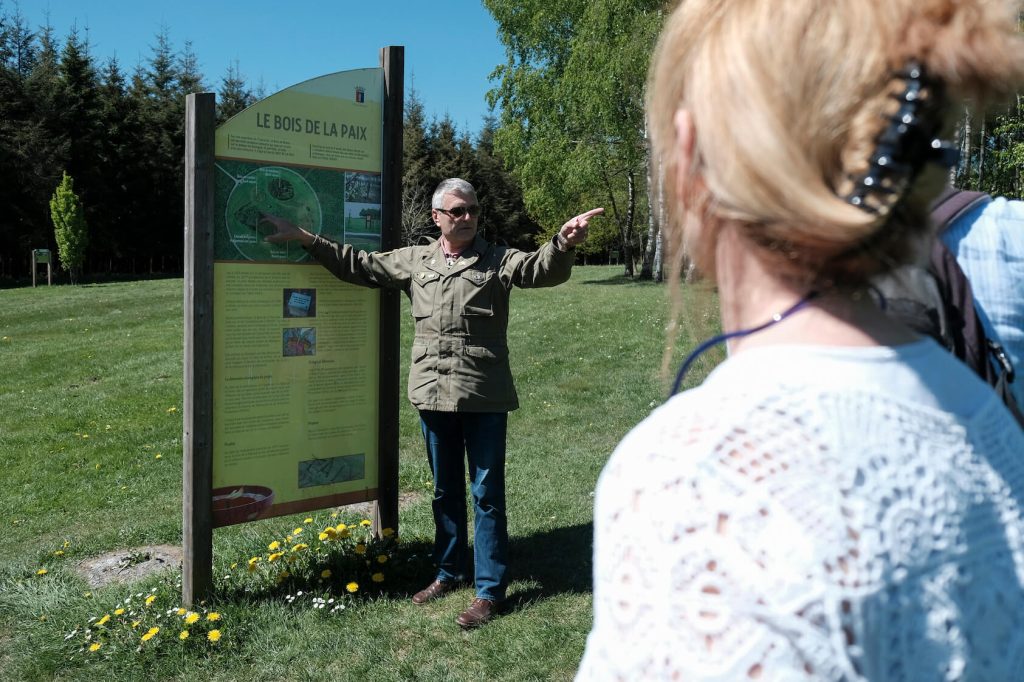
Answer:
[{"xmin": 182, "ymin": 47, "xmax": 404, "ymax": 605}]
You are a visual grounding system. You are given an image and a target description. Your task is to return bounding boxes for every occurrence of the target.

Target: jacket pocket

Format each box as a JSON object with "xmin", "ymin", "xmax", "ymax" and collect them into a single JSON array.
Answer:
[
  {"xmin": 463, "ymin": 342, "xmax": 507, "ymax": 365},
  {"xmin": 460, "ymin": 269, "xmax": 495, "ymax": 316},
  {"xmin": 410, "ymin": 270, "xmax": 439, "ymax": 319}
]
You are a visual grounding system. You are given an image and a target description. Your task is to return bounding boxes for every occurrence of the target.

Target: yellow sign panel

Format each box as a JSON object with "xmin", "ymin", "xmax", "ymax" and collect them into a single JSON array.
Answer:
[{"xmin": 211, "ymin": 69, "xmax": 383, "ymax": 526}]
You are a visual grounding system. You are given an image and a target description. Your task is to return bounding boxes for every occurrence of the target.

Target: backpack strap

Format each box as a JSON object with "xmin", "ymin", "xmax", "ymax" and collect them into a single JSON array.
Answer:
[
  {"xmin": 930, "ymin": 188, "xmax": 989, "ymax": 234},
  {"xmin": 929, "ymin": 189, "xmax": 1024, "ymax": 428}
]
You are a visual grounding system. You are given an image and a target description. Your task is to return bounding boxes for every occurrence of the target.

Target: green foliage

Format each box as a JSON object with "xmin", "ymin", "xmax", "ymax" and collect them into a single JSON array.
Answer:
[
  {"xmin": 50, "ymin": 171, "xmax": 89, "ymax": 284},
  {"xmin": 401, "ymin": 87, "xmax": 540, "ymax": 249},
  {"xmin": 951, "ymin": 96, "xmax": 1024, "ymax": 198},
  {"xmin": 216, "ymin": 60, "xmax": 255, "ymax": 125},
  {"xmin": 485, "ymin": 0, "xmax": 665, "ymax": 270},
  {"xmin": 0, "ymin": 10, "xmax": 236, "ymax": 280}
]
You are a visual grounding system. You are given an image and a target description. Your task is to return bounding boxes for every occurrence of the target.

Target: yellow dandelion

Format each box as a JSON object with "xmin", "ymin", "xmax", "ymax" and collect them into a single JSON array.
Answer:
[
  {"xmin": 382, "ymin": 527, "xmax": 395, "ymax": 537},
  {"xmin": 63, "ymin": 540, "xmax": 71, "ymax": 548},
  {"xmin": 268, "ymin": 552, "xmax": 284, "ymax": 563},
  {"xmin": 335, "ymin": 523, "xmax": 347, "ymax": 531},
  {"xmin": 321, "ymin": 569, "xmax": 332, "ymax": 579},
  {"xmin": 184, "ymin": 612, "xmax": 200, "ymax": 625},
  {"xmin": 268, "ymin": 540, "xmax": 281, "ymax": 551},
  {"xmin": 292, "ymin": 527, "xmax": 303, "ymax": 536},
  {"xmin": 114, "ymin": 608, "xmax": 125, "ymax": 616},
  {"xmin": 360, "ymin": 519, "xmax": 372, "ymax": 527},
  {"xmin": 141, "ymin": 627, "xmax": 159, "ymax": 642},
  {"xmin": 376, "ymin": 554, "xmax": 388, "ymax": 564},
  {"xmin": 354, "ymin": 544, "xmax": 366, "ymax": 555},
  {"xmin": 318, "ymin": 532, "xmax": 330, "ymax": 541},
  {"xmin": 166, "ymin": 406, "xmax": 178, "ymax": 413},
  {"xmin": 155, "ymin": 454, "xmax": 162, "ymax": 460},
  {"xmin": 346, "ymin": 581, "xmax": 359, "ymax": 593},
  {"xmin": 97, "ymin": 614, "xmax": 111, "ymax": 626},
  {"xmin": 53, "ymin": 550, "xmax": 64, "ymax": 557},
  {"xmin": 179, "ymin": 630, "xmax": 190, "ymax": 640},
  {"xmin": 145, "ymin": 595, "xmax": 156, "ymax": 607},
  {"xmin": 206, "ymin": 612, "xmax": 221, "ymax": 622},
  {"xmin": 229, "ymin": 562, "xmax": 237, "ymax": 570},
  {"xmin": 36, "ymin": 568, "xmax": 48, "ymax": 576},
  {"xmin": 291, "ymin": 543, "xmax": 308, "ymax": 553},
  {"xmin": 89, "ymin": 642, "xmax": 102, "ymax": 652},
  {"xmin": 372, "ymin": 572, "xmax": 385, "ymax": 583},
  {"xmin": 331, "ymin": 511, "xmax": 339, "ymax": 518},
  {"xmin": 132, "ymin": 620, "xmax": 141, "ymax": 628},
  {"xmin": 208, "ymin": 629, "xmax": 222, "ymax": 642},
  {"xmin": 82, "ymin": 434, "xmax": 89, "ymax": 439},
  {"xmin": 304, "ymin": 517, "xmax": 313, "ymax": 524}
]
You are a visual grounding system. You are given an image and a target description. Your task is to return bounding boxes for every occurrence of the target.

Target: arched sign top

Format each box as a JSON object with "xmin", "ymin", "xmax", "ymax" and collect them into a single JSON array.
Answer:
[{"xmin": 215, "ymin": 68, "xmax": 384, "ymax": 174}]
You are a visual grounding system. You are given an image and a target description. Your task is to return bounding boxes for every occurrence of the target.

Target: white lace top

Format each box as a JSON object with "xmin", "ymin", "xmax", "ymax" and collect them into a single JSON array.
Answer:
[{"xmin": 578, "ymin": 340, "xmax": 1024, "ymax": 681}]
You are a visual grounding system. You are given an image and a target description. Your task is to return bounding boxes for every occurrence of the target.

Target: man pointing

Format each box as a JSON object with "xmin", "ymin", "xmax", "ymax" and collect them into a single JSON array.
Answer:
[{"xmin": 263, "ymin": 177, "xmax": 602, "ymax": 628}]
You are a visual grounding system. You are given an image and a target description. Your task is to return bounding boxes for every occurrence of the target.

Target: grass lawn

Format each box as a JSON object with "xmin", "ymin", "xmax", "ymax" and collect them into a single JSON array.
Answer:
[{"xmin": 0, "ymin": 265, "xmax": 719, "ymax": 681}]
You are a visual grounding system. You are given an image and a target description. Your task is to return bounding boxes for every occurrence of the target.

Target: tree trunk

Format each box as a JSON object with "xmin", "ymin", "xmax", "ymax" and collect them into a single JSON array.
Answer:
[
  {"xmin": 957, "ymin": 104, "xmax": 973, "ymax": 187},
  {"xmin": 977, "ymin": 116, "xmax": 986, "ymax": 189},
  {"xmin": 639, "ymin": 128, "xmax": 657, "ymax": 280},
  {"xmin": 621, "ymin": 171, "xmax": 636, "ymax": 278}
]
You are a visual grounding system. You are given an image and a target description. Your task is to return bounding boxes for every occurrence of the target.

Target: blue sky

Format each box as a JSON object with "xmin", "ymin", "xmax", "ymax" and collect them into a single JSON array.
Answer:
[{"xmin": 17, "ymin": 0, "xmax": 508, "ymax": 136}]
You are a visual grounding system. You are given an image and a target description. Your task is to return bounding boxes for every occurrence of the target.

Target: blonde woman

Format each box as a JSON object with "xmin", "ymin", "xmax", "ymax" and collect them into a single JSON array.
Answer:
[{"xmin": 579, "ymin": 0, "xmax": 1024, "ymax": 679}]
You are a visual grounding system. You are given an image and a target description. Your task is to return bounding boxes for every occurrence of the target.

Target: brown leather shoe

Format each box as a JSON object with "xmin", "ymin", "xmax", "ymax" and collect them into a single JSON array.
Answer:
[
  {"xmin": 412, "ymin": 579, "xmax": 455, "ymax": 605},
  {"xmin": 456, "ymin": 598, "xmax": 497, "ymax": 628}
]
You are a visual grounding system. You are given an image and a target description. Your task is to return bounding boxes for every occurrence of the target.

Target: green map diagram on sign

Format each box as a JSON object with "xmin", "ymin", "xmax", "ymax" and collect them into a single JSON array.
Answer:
[
  {"xmin": 214, "ymin": 160, "xmax": 381, "ymax": 262},
  {"xmin": 217, "ymin": 164, "xmax": 324, "ymax": 262}
]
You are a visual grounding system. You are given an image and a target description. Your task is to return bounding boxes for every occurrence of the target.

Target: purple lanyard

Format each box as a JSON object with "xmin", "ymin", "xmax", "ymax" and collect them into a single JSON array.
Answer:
[{"xmin": 670, "ymin": 292, "xmax": 819, "ymax": 397}]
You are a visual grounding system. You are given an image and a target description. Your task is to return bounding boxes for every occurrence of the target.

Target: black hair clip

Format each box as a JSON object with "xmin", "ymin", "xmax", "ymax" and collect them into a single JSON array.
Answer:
[{"xmin": 843, "ymin": 61, "xmax": 958, "ymax": 216}]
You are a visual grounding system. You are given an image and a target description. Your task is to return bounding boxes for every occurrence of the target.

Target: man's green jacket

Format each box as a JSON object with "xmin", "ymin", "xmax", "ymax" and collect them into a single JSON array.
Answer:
[{"xmin": 306, "ymin": 233, "xmax": 575, "ymax": 412}]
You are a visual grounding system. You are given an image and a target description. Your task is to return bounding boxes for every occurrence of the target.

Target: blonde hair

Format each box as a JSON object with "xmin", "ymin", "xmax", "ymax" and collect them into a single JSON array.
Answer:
[{"xmin": 649, "ymin": 0, "xmax": 1024, "ymax": 288}]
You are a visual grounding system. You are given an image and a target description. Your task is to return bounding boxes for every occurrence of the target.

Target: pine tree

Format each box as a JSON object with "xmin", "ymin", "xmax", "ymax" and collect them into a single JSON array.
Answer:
[
  {"xmin": 57, "ymin": 26, "xmax": 103, "ymax": 272},
  {"xmin": 217, "ymin": 60, "xmax": 254, "ymax": 124},
  {"xmin": 50, "ymin": 171, "xmax": 89, "ymax": 284}
]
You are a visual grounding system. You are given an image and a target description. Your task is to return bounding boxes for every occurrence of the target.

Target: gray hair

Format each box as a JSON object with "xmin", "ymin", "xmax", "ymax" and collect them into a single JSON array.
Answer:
[{"xmin": 431, "ymin": 178, "xmax": 477, "ymax": 209}]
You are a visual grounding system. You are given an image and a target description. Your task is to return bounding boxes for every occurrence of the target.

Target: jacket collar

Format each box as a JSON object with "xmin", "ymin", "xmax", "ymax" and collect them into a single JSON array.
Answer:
[{"xmin": 424, "ymin": 234, "xmax": 490, "ymax": 276}]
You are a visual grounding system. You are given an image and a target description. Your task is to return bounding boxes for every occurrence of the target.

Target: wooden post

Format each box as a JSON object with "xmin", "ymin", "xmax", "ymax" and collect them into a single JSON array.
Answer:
[
  {"xmin": 182, "ymin": 92, "xmax": 216, "ymax": 606},
  {"xmin": 373, "ymin": 46, "xmax": 404, "ymax": 539}
]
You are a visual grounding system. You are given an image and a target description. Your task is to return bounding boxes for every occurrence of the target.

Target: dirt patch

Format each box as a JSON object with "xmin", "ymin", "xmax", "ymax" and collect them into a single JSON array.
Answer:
[
  {"xmin": 75, "ymin": 545, "xmax": 182, "ymax": 589},
  {"xmin": 344, "ymin": 491, "xmax": 424, "ymax": 518}
]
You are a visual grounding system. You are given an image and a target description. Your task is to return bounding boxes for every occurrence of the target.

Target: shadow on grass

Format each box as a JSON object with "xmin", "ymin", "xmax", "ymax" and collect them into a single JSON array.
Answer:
[
  {"xmin": 204, "ymin": 522, "xmax": 593, "ymax": 616},
  {"xmin": 579, "ymin": 274, "xmax": 656, "ymax": 286},
  {"xmin": 505, "ymin": 522, "xmax": 593, "ymax": 613},
  {"xmin": 207, "ymin": 537, "xmax": 438, "ymax": 607}
]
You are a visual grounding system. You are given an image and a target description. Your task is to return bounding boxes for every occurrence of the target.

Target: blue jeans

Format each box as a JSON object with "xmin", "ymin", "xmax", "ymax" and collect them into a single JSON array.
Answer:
[{"xmin": 419, "ymin": 411, "xmax": 508, "ymax": 602}]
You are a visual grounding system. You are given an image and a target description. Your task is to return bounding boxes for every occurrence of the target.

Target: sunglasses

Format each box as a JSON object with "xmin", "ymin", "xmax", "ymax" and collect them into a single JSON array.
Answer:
[{"xmin": 436, "ymin": 205, "xmax": 481, "ymax": 219}]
